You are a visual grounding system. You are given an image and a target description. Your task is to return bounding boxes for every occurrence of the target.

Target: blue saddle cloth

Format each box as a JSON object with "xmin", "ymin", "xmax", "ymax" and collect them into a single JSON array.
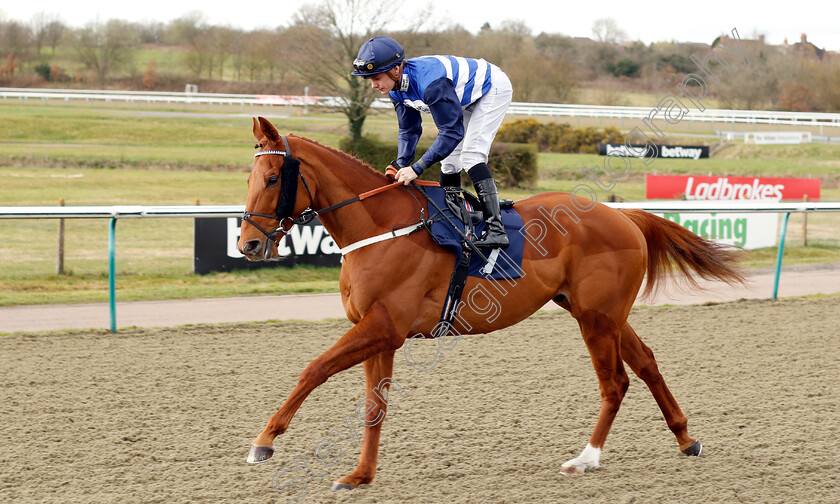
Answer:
[{"xmin": 423, "ymin": 186, "xmax": 525, "ymax": 281}]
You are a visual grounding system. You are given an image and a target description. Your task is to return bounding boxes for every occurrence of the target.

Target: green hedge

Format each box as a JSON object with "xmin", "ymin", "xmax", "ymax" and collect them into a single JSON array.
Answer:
[
  {"xmin": 497, "ymin": 118, "xmax": 623, "ymax": 154},
  {"xmin": 488, "ymin": 142, "xmax": 538, "ymax": 188},
  {"xmin": 339, "ymin": 136, "xmax": 439, "ymax": 182},
  {"xmin": 339, "ymin": 137, "xmax": 538, "ymax": 189}
]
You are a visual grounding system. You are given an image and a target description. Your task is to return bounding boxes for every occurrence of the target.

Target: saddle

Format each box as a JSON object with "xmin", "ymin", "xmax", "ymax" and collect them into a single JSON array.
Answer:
[
  {"xmin": 443, "ymin": 187, "xmax": 514, "ymax": 227},
  {"xmin": 425, "ymin": 186, "xmax": 520, "ymax": 338}
]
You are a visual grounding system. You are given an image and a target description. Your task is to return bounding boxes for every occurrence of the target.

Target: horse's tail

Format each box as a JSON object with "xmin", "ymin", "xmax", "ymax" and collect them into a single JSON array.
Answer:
[{"xmin": 621, "ymin": 209, "xmax": 746, "ymax": 298}]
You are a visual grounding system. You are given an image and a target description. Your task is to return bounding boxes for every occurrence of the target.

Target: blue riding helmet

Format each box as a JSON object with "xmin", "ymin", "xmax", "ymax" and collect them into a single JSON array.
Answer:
[{"xmin": 351, "ymin": 36, "xmax": 405, "ymax": 77}]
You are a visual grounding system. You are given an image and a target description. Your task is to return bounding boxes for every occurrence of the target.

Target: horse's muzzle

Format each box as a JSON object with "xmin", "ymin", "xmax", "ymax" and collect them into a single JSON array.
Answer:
[{"xmin": 239, "ymin": 237, "xmax": 278, "ymax": 261}]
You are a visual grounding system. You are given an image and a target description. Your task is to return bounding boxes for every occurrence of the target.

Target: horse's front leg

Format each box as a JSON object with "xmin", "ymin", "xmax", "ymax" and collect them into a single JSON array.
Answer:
[
  {"xmin": 247, "ymin": 301, "xmax": 404, "ymax": 463},
  {"xmin": 331, "ymin": 349, "xmax": 398, "ymax": 490}
]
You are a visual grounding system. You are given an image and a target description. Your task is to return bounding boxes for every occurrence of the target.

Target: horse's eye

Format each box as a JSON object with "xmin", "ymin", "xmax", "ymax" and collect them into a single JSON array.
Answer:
[{"xmin": 267, "ymin": 175, "xmax": 279, "ymax": 187}]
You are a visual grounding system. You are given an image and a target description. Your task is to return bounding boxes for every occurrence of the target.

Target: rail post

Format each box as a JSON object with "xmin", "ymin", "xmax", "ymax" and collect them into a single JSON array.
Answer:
[
  {"xmin": 772, "ymin": 212, "xmax": 791, "ymax": 299},
  {"xmin": 56, "ymin": 199, "xmax": 65, "ymax": 275},
  {"xmin": 108, "ymin": 217, "xmax": 117, "ymax": 333},
  {"xmin": 802, "ymin": 195, "xmax": 809, "ymax": 246}
]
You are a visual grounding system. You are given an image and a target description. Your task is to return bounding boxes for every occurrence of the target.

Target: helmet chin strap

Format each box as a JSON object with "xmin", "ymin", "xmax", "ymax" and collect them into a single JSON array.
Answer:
[{"xmin": 390, "ymin": 64, "xmax": 403, "ymax": 92}]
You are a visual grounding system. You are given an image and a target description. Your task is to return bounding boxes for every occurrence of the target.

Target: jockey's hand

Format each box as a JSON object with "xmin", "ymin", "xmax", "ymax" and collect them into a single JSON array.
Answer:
[
  {"xmin": 396, "ymin": 167, "xmax": 418, "ymax": 185},
  {"xmin": 384, "ymin": 164, "xmax": 399, "ymax": 181}
]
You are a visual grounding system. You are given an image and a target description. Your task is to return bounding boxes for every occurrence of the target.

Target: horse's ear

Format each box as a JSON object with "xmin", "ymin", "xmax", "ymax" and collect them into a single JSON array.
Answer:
[
  {"xmin": 252, "ymin": 117, "xmax": 262, "ymax": 141},
  {"xmin": 257, "ymin": 116, "xmax": 280, "ymax": 143}
]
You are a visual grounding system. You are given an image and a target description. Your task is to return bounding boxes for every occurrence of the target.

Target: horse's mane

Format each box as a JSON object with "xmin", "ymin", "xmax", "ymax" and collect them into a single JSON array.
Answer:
[{"xmin": 289, "ymin": 134, "xmax": 389, "ymax": 183}]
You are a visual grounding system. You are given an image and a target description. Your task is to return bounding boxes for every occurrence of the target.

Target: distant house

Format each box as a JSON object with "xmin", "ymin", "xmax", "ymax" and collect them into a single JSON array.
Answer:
[
  {"xmin": 789, "ymin": 34, "xmax": 826, "ymax": 60},
  {"xmin": 714, "ymin": 32, "xmax": 832, "ymax": 60}
]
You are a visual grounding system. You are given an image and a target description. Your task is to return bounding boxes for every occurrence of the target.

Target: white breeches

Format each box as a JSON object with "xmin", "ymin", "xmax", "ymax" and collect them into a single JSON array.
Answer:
[{"xmin": 440, "ymin": 66, "xmax": 513, "ymax": 175}]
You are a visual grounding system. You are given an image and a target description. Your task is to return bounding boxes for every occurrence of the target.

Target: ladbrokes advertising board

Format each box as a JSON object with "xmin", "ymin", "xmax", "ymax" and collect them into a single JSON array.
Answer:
[
  {"xmin": 658, "ymin": 212, "xmax": 776, "ymax": 249},
  {"xmin": 646, "ymin": 175, "xmax": 821, "ymax": 250},
  {"xmin": 646, "ymin": 175, "xmax": 820, "ymax": 201}
]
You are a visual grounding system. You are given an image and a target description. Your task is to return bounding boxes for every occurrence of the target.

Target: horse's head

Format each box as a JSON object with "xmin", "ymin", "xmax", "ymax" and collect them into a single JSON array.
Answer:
[{"xmin": 238, "ymin": 117, "xmax": 313, "ymax": 261}]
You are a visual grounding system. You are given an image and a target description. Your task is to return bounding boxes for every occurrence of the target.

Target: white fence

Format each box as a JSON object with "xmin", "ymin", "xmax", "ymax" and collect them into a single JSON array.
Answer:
[
  {"xmin": 0, "ymin": 204, "xmax": 245, "ymax": 219},
  {"xmin": 1, "ymin": 201, "xmax": 838, "ymax": 332},
  {"xmin": 3, "ymin": 201, "xmax": 839, "ymax": 220},
  {"xmin": 3, "ymin": 87, "xmax": 840, "ymax": 130}
]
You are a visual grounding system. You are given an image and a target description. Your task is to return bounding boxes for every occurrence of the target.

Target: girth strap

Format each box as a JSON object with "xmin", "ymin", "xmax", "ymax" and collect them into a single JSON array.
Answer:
[
  {"xmin": 432, "ymin": 190, "xmax": 477, "ymax": 338},
  {"xmin": 339, "ymin": 222, "xmax": 425, "ymax": 256}
]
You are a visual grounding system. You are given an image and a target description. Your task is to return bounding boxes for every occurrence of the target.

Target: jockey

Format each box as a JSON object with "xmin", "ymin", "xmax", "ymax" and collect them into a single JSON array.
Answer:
[{"xmin": 351, "ymin": 35, "xmax": 511, "ymax": 249}]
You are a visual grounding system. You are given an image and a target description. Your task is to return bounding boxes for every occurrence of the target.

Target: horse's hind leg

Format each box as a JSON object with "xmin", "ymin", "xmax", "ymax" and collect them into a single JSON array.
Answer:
[
  {"xmin": 619, "ymin": 322, "xmax": 702, "ymax": 456},
  {"xmin": 331, "ymin": 349, "xmax": 398, "ymax": 491},
  {"xmin": 561, "ymin": 310, "xmax": 630, "ymax": 475}
]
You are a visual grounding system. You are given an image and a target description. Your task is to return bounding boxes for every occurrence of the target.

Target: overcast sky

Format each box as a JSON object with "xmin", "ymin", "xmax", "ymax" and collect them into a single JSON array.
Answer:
[{"xmin": 2, "ymin": 0, "xmax": 839, "ymax": 51}]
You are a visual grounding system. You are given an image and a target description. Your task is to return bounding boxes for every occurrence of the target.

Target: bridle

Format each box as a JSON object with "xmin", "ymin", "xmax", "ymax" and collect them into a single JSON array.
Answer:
[
  {"xmin": 241, "ymin": 135, "xmax": 318, "ymax": 245},
  {"xmin": 242, "ymin": 135, "xmax": 413, "ymax": 248}
]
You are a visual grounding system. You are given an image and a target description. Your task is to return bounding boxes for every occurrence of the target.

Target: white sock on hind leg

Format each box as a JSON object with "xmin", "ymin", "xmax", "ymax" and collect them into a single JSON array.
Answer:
[{"xmin": 562, "ymin": 443, "xmax": 601, "ymax": 472}]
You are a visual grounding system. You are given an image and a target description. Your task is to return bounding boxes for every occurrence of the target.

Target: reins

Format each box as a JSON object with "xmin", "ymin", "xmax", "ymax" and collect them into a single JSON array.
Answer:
[{"xmin": 242, "ymin": 135, "xmax": 438, "ymax": 248}]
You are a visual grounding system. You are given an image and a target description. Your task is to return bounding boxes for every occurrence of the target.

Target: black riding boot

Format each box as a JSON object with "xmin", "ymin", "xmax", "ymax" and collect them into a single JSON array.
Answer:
[
  {"xmin": 440, "ymin": 171, "xmax": 461, "ymax": 189},
  {"xmin": 468, "ymin": 164, "xmax": 509, "ymax": 249}
]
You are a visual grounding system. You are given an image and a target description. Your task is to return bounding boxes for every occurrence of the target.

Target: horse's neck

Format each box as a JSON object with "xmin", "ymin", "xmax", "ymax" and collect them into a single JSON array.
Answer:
[
  {"xmin": 302, "ymin": 143, "xmax": 383, "ymax": 206},
  {"xmin": 300, "ymin": 144, "xmax": 408, "ymax": 248}
]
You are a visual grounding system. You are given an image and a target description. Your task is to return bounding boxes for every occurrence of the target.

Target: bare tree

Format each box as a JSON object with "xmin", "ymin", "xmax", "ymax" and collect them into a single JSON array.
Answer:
[
  {"xmin": 504, "ymin": 37, "xmax": 577, "ymax": 103},
  {"xmin": 714, "ymin": 46, "xmax": 778, "ymax": 110},
  {"xmin": 475, "ymin": 23, "xmax": 527, "ymax": 71},
  {"xmin": 242, "ymin": 31, "xmax": 267, "ymax": 81},
  {"xmin": 591, "ymin": 17, "xmax": 627, "ymax": 44},
  {"xmin": 71, "ymin": 19, "xmax": 136, "ymax": 85},
  {"xmin": 285, "ymin": 0, "xmax": 402, "ymax": 144},
  {"xmin": 0, "ymin": 19, "xmax": 33, "ymax": 61},
  {"xmin": 498, "ymin": 19, "xmax": 532, "ymax": 37},
  {"xmin": 184, "ymin": 30, "xmax": 214, "ymax": 79},
  {"xmin": 31, "ymin": 12, "xmax": 58, "ymax": 55},
  {"xmin": 812, "ymin": 59, "xmax": 840, "ymax": 112},
  {"xmin": 211, "ymin": 26, "xmax": 240, "ymax": 80},
  {"xmin": 399, "ymin": 24, "xmax": 474, "ymax": 57},
  {"xmin": 44, "ymin": 20, "xmax": 65, "ymax": 55},
  {"xmin": 136, "ymin": 20, "xmax": 165, "ymax": 44},
  {"xmin": 164, "ymin": 11, "xmax": 208, "ymax": 46},
  {"xmin": 239, "ymin": 29, "xmax": 289, "ymax": 83}
]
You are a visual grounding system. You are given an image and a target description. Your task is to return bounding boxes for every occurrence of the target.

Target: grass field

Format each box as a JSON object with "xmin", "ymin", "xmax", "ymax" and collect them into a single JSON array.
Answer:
[
  {"xmin": 1, "ymin": 101, "xmax": 838, "ymax": 306},
  {"xmin": 32, "ymin": 44, "xmax": 257, "ymax": 84}
]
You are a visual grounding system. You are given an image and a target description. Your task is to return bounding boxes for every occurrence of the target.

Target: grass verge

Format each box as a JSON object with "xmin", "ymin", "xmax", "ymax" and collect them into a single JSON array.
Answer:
[
  {"xmin": 0, "ymin": 267, "xmax": 341, "ymax": 306},
  {"xmin": 1, "ymin": 102, "xmax": 838, "ymax": 306}
]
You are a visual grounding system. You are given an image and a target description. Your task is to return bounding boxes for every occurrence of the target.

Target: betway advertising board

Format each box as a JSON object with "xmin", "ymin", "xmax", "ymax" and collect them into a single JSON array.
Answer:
[
  {"xmin": 598, "ymin": 143, "xmax": 709, "ymax": 160},
  {"xmin": 194, "ymin": 217, "xmax": 341, "ymax": 274},
  {"xmin": 645, "ymin": 175, "xmax": 821, "ymax": 250},
  {"xmin": 646, "ymin": 175, "xmax": 821, "ymax": 201}
]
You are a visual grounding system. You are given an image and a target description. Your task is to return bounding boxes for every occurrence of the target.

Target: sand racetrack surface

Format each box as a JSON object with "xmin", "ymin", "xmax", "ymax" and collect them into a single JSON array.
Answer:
[{"xmin": 2, "ymin": 297, "xmax": 839, "ymax": 503}]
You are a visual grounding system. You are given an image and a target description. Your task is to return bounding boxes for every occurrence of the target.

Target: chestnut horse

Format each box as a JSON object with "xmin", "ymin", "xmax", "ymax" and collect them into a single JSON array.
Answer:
[{"xmin": 238, "ymin": 117, "xmax": 743, "ymax": 489}]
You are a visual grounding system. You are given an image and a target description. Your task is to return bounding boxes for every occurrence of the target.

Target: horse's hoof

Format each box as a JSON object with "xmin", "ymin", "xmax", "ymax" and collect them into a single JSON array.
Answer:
[
  {"xmin": 246, "ymin": 444, "xmax": 275, "ymax": 464},
  {"xmin": 560, "ymin": 465, "xmax": 585, "ymax": 476},
  {"xmin": 681, "ymin": 440, "xmax": 703, "ymax": 457},
  {"xmin": 331, "ymin": 482, "xmax": 355, "ymax": 491}
]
